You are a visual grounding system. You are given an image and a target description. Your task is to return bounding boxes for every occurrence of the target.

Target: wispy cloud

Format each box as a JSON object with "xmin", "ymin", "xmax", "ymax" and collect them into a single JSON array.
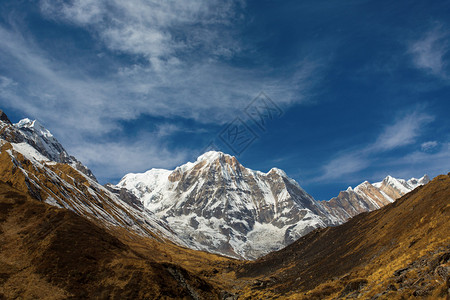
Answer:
[
  {"xmin": 0, "ymin": 1, "xmax": 325, "ymax": 181},
  {"xmin": 409, "ymin": 26, "xmax": 449, "ymax": 79},
  {"xmin": 370, "ymin": 111, "xmax": 434, "ymax": 151},
  {"xmin": 0, "ymin": 0, "xmax": 322, "ymax": 130},
  {"xmin": 39, "ymin": 0, "xmax": 246, "ymax": 67},
  {"xmin": 0, "ymin": 24, "xmax": 321, "ymax": 130},
  {"xmin": 421, "ymin": 141, "xmax": 438, "ymax": 152},
  {"xmin": 71, "ymin": 138, "xmax": 190, "ymax": 181},
  {"xmin": 314, "ymin": 110, "xmax": 435, "ymax": 181},
  {"xmin": 317, "ymin": 153, "xmax": 370, "ymax": 181},
  {"xmin": 400, "ymin": 142, "xmax": 449, "ymax": 170}
]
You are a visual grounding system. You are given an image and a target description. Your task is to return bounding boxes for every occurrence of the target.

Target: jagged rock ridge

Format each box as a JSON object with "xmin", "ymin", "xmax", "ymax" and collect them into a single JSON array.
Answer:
[
  {"xmin": 320, "ymin": 174, "xmax": 430, "ymax": 223},
  {"xmin": 117, "ymin": 151, "xmax": 429, "ymax": 259},
  {"xmin": 0, "ymin": 113, "xmax": 186, "ymax": 247},
  {"xmin": 117, "ymin": 151, "xmax": 332, "ymax": 259},
  {"xmin": 0, "ymin": 109, "xmax": 430, "ymax": 260}
]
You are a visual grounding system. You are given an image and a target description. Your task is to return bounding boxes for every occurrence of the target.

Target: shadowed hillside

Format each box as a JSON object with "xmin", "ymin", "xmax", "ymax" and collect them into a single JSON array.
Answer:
[
  {"xmin": 237, "ymin": 174, "xmax": 450, "ymax": 299},
  {"xmin": 0, "ymin": 181, "xmax": 236, "ymax": 299},
  {"xmin": 0, "ymin": 160, "xmax": 448, "ymax": 299}
]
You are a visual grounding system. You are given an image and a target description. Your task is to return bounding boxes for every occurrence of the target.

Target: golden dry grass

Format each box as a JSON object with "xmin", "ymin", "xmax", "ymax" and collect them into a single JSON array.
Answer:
[
  {"xmin": 237, "ymin": 174, "xmax": 450, "ymax": 299},
  {"xmin": 0, "ymin": 138, "xmax": 448, "ymax": 299}
]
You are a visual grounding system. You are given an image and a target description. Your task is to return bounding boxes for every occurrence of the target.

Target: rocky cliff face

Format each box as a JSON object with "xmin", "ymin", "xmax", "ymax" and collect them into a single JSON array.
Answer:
[
  {"xmin": 117, "ymin": 151, "xmax": 331, "ymax": 259},
  {"xmin": 117, "ymin": 150, "xmax": 430, "ymax": 259},
  {"xmin": 0, "ymin": 109, "xmax": 431, "ymax": 260},
  {"xmin": 320, "ymin": 175, "xmax": 430, "ymax": 223},
  {"xmin": 0, "ymin": 114, "xmax": 185, "ymax": 246},
  {"xmin": 0, "ymin": 117, "xmax": 96, "ymax": 180}
]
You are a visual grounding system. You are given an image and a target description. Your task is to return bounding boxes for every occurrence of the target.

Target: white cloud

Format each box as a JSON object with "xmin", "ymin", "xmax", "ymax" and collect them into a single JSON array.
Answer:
[
  {"xmin": 0, "ymin": 5, "xmax": 321, "ymax": 134},
  {"xmin": 421, "ymin": 141, "xmax": 438, "ymax": 152},
  {"xmin": 410, "ymin": 27, "xmax": 449, "ymax": 78},
  {"xmin": 40, "ymin": 0, "xmax": 243, "ymax": 62},
  {"xmin": 315, "ymin": 153, "xmax": 370, "ymax": 181},
  {"xmin": 371, "ymin": 111, "xmax": 434, "ymax": 151},
  {"xmin": 71, "ymin": 138, "xmax": 190, "ymax": 180},
  {"xmin": 315, "ymin": 110, "xmax": 434, "ymax": 182},
  {"xmin": 402, "ymin": 142, "xmax": 449, "ymax": 166},
  {"xmin": 0, "ymin": 76, "xmax": 17, "ymax": 90},
  {"xmin": 0, "ymin": 2, "xmax": 324, "ymax": 181}
]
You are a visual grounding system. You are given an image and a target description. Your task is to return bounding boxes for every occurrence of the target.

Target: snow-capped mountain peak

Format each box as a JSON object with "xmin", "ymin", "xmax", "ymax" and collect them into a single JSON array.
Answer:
[
  {"xmin": 117, "ymin": 149, "xmax": 432, "ymax": 259},
  {"xmin": 16, "ymin": 118, "xmax": 54, "ymax": 139},
  {"xmin": 267, "ymin": 167, "xmax": 288, "ymax": 177},
  {"xmin": 0, "ymin": 115, "xmax": 97, "ymax": 181},
  {"xmin": 117, "ymin": 151, "xmax": 330, "ymax": 259},
  {"xmin": 407, "ymin": 175, "xmax": 430, "ymax": 189},
  {"xmin": 373, "ymin": 174, "xmax": 430, "ymax": 199},
  {"xmin": 0, "ymin": 110, "xmax": 185, "ymax": 249},
  {"xmin": 196, "ymin": 150, "xmax": 231, "ymax": 162},
  {"xmin": 321, "ymin": 174, "xmax": 430, "ymax": 224},
  {"xmin": 0, "ymin": 109, "xmax": 434, "ymax": 262}
]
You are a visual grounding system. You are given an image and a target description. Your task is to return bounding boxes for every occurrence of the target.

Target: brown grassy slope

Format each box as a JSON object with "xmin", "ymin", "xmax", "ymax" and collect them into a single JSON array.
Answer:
[
  {"xmin": 237, "ymin": 174, "xmax": 450, "ymax": 299},
  {"xmin": 0, "ymin": 140, "xmax": 243, "ymax": 298},
  {"xmin": 0, "ymin": 181, "xmax": 231, "ymax": 299}
]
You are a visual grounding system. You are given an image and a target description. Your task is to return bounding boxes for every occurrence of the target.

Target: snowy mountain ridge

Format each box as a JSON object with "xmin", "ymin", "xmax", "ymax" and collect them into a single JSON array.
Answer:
[
  {"xmin": 0, "ymin": 114, "xmax": 97, "ymax": 181},
  {"xmin": 117, "ymin": 150, "xmax": 429, "ymax": 259},
  {"xmin": 118, "ymin": 151, "xmax": 333, "ymax": 259},
  {"xmin": 320, "ymin": 174, "xmax": 430, "ymax": 223},
  {"xmin": 0, "ymin": 110, "xmax": 431, "ymax": 260},
  {"xmin": 0, "ymin": 114, "xmax": 188, "ymax": 247}
]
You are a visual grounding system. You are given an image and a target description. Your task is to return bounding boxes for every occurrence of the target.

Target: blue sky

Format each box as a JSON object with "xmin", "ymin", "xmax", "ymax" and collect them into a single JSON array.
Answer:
[{"xmin": 0, "ymin": 0, "xmax": 449, "ymax": 199}]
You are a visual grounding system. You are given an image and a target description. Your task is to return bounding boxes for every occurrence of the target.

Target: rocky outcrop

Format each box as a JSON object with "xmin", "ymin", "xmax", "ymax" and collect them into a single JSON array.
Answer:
[
  {"xmin": 117, "ymin": 151, "xmax": 331, "ymax": 259},
  {"xmin": 321, "ymin": 175, "xmax": 430, "ymax": 223},
  {"xmin": 118, "ymin": 150, "xmax": 430, "ymax": 259}
]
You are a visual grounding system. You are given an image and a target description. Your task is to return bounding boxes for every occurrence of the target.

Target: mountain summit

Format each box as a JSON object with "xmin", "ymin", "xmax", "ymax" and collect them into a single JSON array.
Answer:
[
  {"xmin": 320, "ymin": 174, "xmax": 430, "ymax": 223},
  {"xmin": 0, "ymin": 110, "xmax": 432, "ymax": 260},
  {"xmin": 0, "ymin": 111, "xmax": 184, "ymax": 246},
  {"xmin": 117, "ymin": 151, "xmax": 331, "ymax": 259},
  {"xmin": 0, "ymin": 109, "xmax": 446, "ymax": 299},
  {"xmin": 0, "ymin": 109, "xmax": 11, "ymax": 124},
  {"xmin": 117, "ymin": 151, "xmax": 429, "ymax": 259},
  {"xmin": 0, "ymin": 116, "xmax": 96, "ymax": 180}
]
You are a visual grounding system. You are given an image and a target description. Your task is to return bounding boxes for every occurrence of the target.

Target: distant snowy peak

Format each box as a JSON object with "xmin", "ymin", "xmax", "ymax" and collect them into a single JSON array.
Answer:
[
  {"xmin": 0, "ymin": 114, "xmax": 96, "ymax": 181},
  {"xmin": 16, "ymin": 118, "xmax": 53, "ymax": 138},
  {"xmin": 373, "ymin": 174, "xmax": 430, "ymax": 199},
  {"xmin": 407, "ymin": 175, "xmax": 431, "ymax": 188},
  {"xmin": 118, "ymin": 151, "xmax": 432, "ymax": 259},
  {"xmin": 118, "ymin": 150, "xmax": 329, "ymax": 259},
  {"xmin": 14, "ymin": 118, "xmax": 67, "ymax": 162},
  {"xmin": 322, "ymin": 174, "xmax": 430, "ymax": 223}
]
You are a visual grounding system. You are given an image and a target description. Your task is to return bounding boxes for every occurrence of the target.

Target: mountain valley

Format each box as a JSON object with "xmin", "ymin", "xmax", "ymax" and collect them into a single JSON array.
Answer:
[{"xmin": 0, "ymin": 110, "xmax": 448, "ymax": 299}]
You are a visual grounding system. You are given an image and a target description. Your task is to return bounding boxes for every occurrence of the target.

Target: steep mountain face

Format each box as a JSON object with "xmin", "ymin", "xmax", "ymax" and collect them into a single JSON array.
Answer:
[
  {"xmin": 117, "ymin": 150, "xmax": 429, "ymax": 259},
  {"xmin": 237, "ymin": 174, "xmax": 450, "ymax": 299},
  {"xmin": 321, "ymin": 175, "xmax": 430, "ymax": 223},
  {"xmin": 0, "ymin": 109, "xmax": 447, "ymax": 299},
  {"xmin": 0, "ymin": 109, "xmax": 431, "ymax": 261},
  {"xmin": 117, "ymin": 151, "xmax": 331, "ymax": 259},
  {"xmin": 0, "ymin": 116, "xmax": 96, "ymax": 181},
  {"xmin": 374, "ymin": 174, "xmax": 430, "ymax": 199},
  {"xmin": 0, "ymin": 114, "xmax": 185, "ymax": 246},
  {"xmin": 2, "ymin": 167, "xmax": 448, "ymax": 300}
]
